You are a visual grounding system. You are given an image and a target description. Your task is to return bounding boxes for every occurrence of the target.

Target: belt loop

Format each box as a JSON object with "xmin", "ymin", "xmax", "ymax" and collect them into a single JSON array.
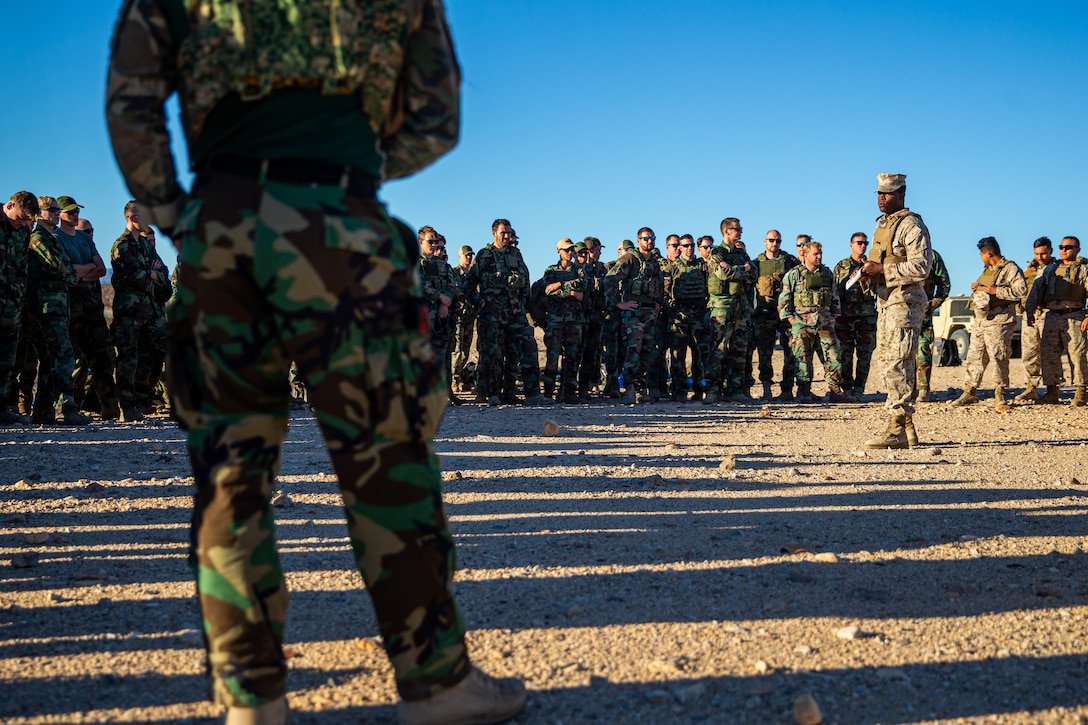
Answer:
[
  {"xmin": 339, "ymin": 167, "xmax": 350, "ymax": 190},
  {"xmin": 259, "ymin": 159, "xmax": 270, "ymax": 185}
]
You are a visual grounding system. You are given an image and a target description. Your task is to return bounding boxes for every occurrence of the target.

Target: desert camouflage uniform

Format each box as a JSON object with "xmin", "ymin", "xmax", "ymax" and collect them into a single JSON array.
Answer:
[
  {"xmin": 0, "ymin": 216, "xmax": 29, "ymax": 411},
  {"xmin": 778, "ymin": 263, "xmax": 844, "ymax": 388},
  {"xmin": 961, "ymin": 258, "xmax": 1026, "ymax": 390},
  {"xmin": 752, "ymin": 251, "xmax": 799, "ymax": 390},
  {"xmin": 451, "ymin": 262, "xmax": 475, "ymax": 390},
  {"xmin": 1019, "ymin": 258, "xmax": 1047, "ymax": 389},
  {"xmin": 111, "ymin": 229, "xmax": 170, "ymax": 410},
  {"xmin": 605, "ymin": 250, "xmax": 663, "ymax": 396},
  {"xmin": 541, "ymin": 261, "xmax": 585, "ymax": 399},
  {"xmin": 702, "ymin": 243, "xmax": 755, "ymax": 396},
  {"xmin": 26, "ymin": 225, "xmax": 79, "ymax": 414},
  {"xmin": 916, "ymin": 249, "xmax": 951, "ymax": 391},
  {"xmin": 869, "ymin": 208, "xmax": 934, "ymax": 415},
  {"xmin": 465, "ymin": 243, "xmax": 539, "ymax": 400},
  {"xmin": 577, "ymin": 257, "xmax": 608, "ymax": 397},
  {"xmin": 832, "ymin": 254, "xmax": 877, "ymax": 394},
  {"xmin": 108, "ymin": 0, "xmax": 470, "ymax": 708},
  {"xmin": 666, "ymin": 255, "xmax": 708, "ymax": 399},
  {"xmin": 1025, "ymin": 259, "xmax": 1088, "ymax": 387}
]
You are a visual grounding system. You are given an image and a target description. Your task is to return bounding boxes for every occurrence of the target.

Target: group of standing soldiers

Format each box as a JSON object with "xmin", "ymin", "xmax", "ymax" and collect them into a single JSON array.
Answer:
[
  {"xmin": 413, "ymin": 214, "xmax": 939, "ymax": 407},
  {"xmin": 0, "ymin": 191, "xmax": 171, "ymax": 427}
]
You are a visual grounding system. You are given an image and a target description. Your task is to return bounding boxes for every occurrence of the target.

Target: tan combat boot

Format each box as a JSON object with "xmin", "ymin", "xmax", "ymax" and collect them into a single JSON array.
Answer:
[
  {"xmin": 1014, "ymin": 385, "xmax": 1038, "ymax": 404},
  {"xmin": 951, "ymin": 387, "xmax": 978, "ymax": 406},
  {"xmin": 399, "ymin": 666, "xmax": 527, "ymax": 725},
  {"xmin": 1042, "ymin": 385, "xmax": 1061, "ymax": 404},
  {"xmin": 917, "ymin": 387, "xmax": 931, "ymax": 403},
  {"xmin": 993, "ymin": 386, "xmax": 1007, "ymax": 407},
  {"xmin": 865, "ymin": 414, "xmax": 909, "ymax": 449},
  {"xmin": 1074, "ymin": 386, "xmax": 1087, "ymax": 407},
  {"xmin": 903, "ymin": 414, "xmax": 919, "ymax": 447}
]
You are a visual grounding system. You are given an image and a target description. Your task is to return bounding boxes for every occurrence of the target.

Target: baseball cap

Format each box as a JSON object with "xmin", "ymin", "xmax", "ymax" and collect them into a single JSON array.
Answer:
[{"xmin": 57, "ymin": 195, "xmax": 84, "ymax": 212}]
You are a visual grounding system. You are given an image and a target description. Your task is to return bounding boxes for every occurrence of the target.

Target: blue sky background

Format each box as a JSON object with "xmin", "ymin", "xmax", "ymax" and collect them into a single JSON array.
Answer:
[{"xmin": 2, "ymin": 1, "xmax": 1085, "ymax": 294}]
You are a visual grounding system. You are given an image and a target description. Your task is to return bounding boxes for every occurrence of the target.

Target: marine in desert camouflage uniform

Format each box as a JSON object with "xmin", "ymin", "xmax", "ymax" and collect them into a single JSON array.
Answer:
[
  {"xmin": 951, "ymin": 238, "xmax": 1027, "ymax": 408},
  {"xmin": 107, "ymin": 2, "xmax": 526, "ymax": 723},
  {"xmin": 1013, "ymin": 237, "xmax": 1053, "ymax": 403},
  {"xmin": 1025, "ymin": 235, "xmax": 1088, "ymax": 407}
]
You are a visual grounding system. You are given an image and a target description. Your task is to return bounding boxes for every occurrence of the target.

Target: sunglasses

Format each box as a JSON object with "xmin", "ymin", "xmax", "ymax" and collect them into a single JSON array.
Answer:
[
  {"xmin": 765, "ymin": 238, "xmax": 781, "ymax": 243},
  {"xmin": 1059, "ymin": 245, "xmax": 1078, "ymax": 251},
  {"xmin": 639, "ymin": 235, "xmax": 656, "ymax": 242},
  {"xmin": 679, "ymin": 244, "xmax": 693, "ymax": 248},
  {"xmin": 699, "ymin": 245, "xmax": 712, "ymax": 250}
]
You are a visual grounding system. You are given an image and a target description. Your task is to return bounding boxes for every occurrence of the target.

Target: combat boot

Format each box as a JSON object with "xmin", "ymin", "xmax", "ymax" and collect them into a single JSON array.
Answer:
[
  {"xmin": 225, "ymin": 696, "xmax": 289, "ymax": 725},
  {"xmin": 603, "ymin": 377, "xmax": 620, "ymax": 398},
  {"xmin": 0, "ymin": 407, "xmax": 29, "ymax": 426},
  {"xmin": 1042, "ymin": 385, "xmax": 1061, "ymax": 404},
  {"xmin": 121, "ymin": 405, "xmax": 144, "ymax": 422},
  {"xmin": 827, "ymin": 386, "xmax": 852, "ymax": 404},
  {"xmin": 56, "ymin": 404, "xmax": 92, "ymax": 426},
  {"xmin": 399, "ymin": 666, "xmax": 527, "ymax": 725},
  {"xmin": 777, "ymin": 382, "xmax": 794, "ymax": 402},
  {"xmin": 542, "ymin": 380, "xmax": 555, "ymax": 399},
  {"xmin": 865, "ymin": 414, "xmax": 909, "ymax": 450},
  {"xmin": 761, "ymin": 382, "xmax": 773, "ymax": 400},
  {"xmin": 903, "ymin": 414, "xmax": 919, "ymax": 448},
  {"xmin": 619, "ymin": 387, "xmax": 636, "ymax": 404},
  {"xmin": 16, "ymin": 391, "xmax": 32, "ymax": 417},
  {"xmin": 916, "ymin": 387, "xmax": 931, "ymax": 403},
  {"xmin": 690, "ymin": 384, "xmax": 704, "ymax": 402},
  {"xmin": 1014, "ymin": 385, "xmax": 1038, "ymax": 404},
  {"xmin": 1073, "ymin": 386, "xmax": 1087, "ymax": 407},
  {"xmin": 993, "ymin": 386, "xmax": 1007, "ymax": 408},
  {"xmin": 951, "ymin": 387, "xmax": 978, "ymax": 406},
  {"xmin": 795, "ymin": 382, "xmax": 814, "ymax": 403}
]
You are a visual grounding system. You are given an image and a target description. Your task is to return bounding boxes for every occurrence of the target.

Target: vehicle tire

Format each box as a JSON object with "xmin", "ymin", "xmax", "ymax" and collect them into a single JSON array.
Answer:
[
  {"xmin": 938, "ymin": 339, "xmax": 960, "ymax": 367},
  {"xmin": 950, "ymin": 329, "xmax": 970, "ymax": 362}
]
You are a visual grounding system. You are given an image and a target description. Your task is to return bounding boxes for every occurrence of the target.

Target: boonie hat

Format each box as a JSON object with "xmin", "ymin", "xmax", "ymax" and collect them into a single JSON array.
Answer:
[
  {"xmin": 875, "ymin": 173, "xmax": 907, "ymax": 193},
  {"xmin": 56, "ymin": 195, "xmax": 84, "ymax": 212}
]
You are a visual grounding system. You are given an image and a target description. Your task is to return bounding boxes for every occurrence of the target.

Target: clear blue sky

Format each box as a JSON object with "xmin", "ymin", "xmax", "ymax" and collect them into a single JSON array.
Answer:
[{"xmin": 3, "ymin": 1, "xmax": 1085, "ymax": 294}]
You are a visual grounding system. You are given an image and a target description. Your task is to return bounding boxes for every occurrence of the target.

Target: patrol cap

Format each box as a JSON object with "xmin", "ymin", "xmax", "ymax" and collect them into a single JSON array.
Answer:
[
  {"xmin": 875, "ymin": 173, "xmax": 906, "ymax": 193},
  {"xmin": 57, "ymin": 195, "xmax": 84, "ymax": 212},
  {"xmin": 557, "ymin": 237, "xmax": 575, "ymax": 251},
  {"xmin": 574, "ymin": 241, "xmax": 587, "ymax": 253},
  {"xmin": 459, "ymin": 245, "xmax": 473, "ymax": 255},
  {"xmin": 620, "ymin": 239, "xmax": 636, "ymax": 251}
]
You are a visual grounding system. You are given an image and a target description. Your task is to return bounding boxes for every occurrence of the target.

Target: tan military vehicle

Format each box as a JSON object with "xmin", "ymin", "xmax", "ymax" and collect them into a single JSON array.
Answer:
[{"xmin": 931, "ymin": 294, "xmax": 1021, "ymax": 365}]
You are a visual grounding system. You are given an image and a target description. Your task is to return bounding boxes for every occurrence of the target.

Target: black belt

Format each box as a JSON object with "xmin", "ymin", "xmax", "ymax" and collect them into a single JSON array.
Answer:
[{"xmin": 199, "ymin": 155, "xmax": 377, "ymax": 199}]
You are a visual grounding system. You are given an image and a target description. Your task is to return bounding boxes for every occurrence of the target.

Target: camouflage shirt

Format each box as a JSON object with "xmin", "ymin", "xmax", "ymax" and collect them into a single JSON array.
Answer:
[
  {"xmin": 111, "ymin": 230, "xmax": 170, "ymax": 321},
  {"xmin": 465, "ymin": 244, "xmax": 530, "ymax": 315},
  {"xmin": 832, "ymin": 255, "xmax": 877, "ymax": 317},
  {"xmin": 106, "ymin": 0, "xmax": 461, "ymax": 233},
  {"xmin": 542, "ymin": 262, "xmax": 586, "ymax": 322},
  {"xmin": 578, "ymin": 259, "xmax": 609, "ymax": 312},
  {"xmin": 0, "ymin": 216, "xmax": 30, "ymax": 325},
  {"xmin": 27, "ymin": 225, "xmax": 77, "ymax": 319},
  {"xmin": 778, "ymin": 263, "xmax": 840, "ymax": 326},
  {"xmin": 605, "ymin": 250, "xmax": 664, "ymax": 307},
  {"xmin": 923, "ymin": 250, "xmax": 952, "ymax": 309}
]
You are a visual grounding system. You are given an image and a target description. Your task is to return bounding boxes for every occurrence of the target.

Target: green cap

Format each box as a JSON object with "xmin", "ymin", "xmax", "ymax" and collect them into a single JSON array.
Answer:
[
  {"xmin": 620, "ymin": 239, "xmax": 636, "ymax": 251},
  {"xmin": 459, "ymin": 245, "xmax": 473, "ymax": 255},
  {"xmin": 57, "ymin": 195, "xmax": 84, "ymax": 212},
  {"xmin": 574, "ymin": 241, "xmax": 587, "ymax": 252}
]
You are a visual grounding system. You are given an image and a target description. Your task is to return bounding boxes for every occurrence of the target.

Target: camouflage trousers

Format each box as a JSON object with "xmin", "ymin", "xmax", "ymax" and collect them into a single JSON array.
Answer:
[
  {"xmin": 600, "ymin": 312, "xmax": 625, "ymax": 388},
  {"xmin": 169, "ymin": 170, "xmax": 468, "ymax": 708},
  {"xmin": 577, "ymin": 316, "xmax": 604, "ymax": 393},
  {"xmin": 835, "ymin": 313, "xmax": 877, "ymax": 392},
  {"xmin": 451, "ymin": 311, "xmax": 475, "ymax": 384},
  {"xmin": 70, "ymin": 294, "xmax": 120, "ymax": 408},
  {"xmin": 1039, "ymin": 309, "xmax": 1087, "ymax": 387},
  {"xmin": 475, "ymin": 304, "xmax": 540, "ymax": 398},
  {"xmin": 619, "ymin": 304, "xmax": 658, "ymax": 392},
  {"xmin": 0, "ymin": 320, "xmax": 21, "ymax": 406},
  {"xmin": 27, "ymin": 313, "xmax": 78, "ymax": 410},
  {"xmin": 647, "ymin": 307, "xmax": 671, "ymax": 393},
  {"xmin": 752, "ymin": 310, "xmax": 796, "ymax": 385},
  {"xmin": 668, "ymin": 304, "xmax": 705, "ymax": 394},
  {"xmin": 1020, "ymin": 312, "xmax": 1043, "ymax": 387},
  {"xmin": 789, "ymin": 320, "xmax": 843, "ymax": 387},
  {"xmin": 876, "ymin": 300, "xmax": 924, "ymax": 415},
  {"xmin": 962, "ymin": 317, "xmax": 1015, "ymax": 389},
  {"xmin": 701, "ymin": 301, "xmax": 751, "ymax": 394},
  {"xmin": 542, "ymin": 317, "xmax": 582, "ymax": 393},
  {"xmin": 113, "ymin": 313, "xmax": 167, "ymax": 407}
]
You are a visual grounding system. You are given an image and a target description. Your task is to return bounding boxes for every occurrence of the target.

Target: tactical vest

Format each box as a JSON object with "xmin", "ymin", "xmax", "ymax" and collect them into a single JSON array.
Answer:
[
  {"xmin": 795, "ymin": 266, "xmax": 833, "ymax": 309},
  {"xmin": 756, "ymin": 255, "xmax": 786, "ymax": 302},
  {"xmin": 176, "ymin": 0, "xmax": 406, "ymax": 141},
  {"xmin": 1047, "ymin": 261, "xmax": 1087, "ymax": 307},
  {"xmin": 420, "ymin": 257, "xmax": 451, "ymax": 293},
  {"xmin": 707, "ymin": 246, "xmax": 748, "ymax": 297},
  {"xmin": 976, "ymin": 260, "xmax": 1015, "ymax": 309},
  {"xmin": 671, "ymin": 259, "xmax": 708, "ymax": 304},
  {"xmin": 620, "ymin": 252, "xmax": 663, "ymax": 302},
  {"xmin": 869, "ymin": 209, "xmax": 918, "ymax": 286}
]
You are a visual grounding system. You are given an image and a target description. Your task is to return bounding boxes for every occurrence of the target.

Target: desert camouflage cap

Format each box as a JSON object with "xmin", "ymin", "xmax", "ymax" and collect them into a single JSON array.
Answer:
[
  {"xmin": 875, "ymin": 173, "xmax": 907, "ymax": 193},
  {"xmin": 37, "ymin": 196, "xmax": 60, "ymax": 212},
  {"xmin": 557, "ymin": 237, "xmax": 575, "ymax": 251}
]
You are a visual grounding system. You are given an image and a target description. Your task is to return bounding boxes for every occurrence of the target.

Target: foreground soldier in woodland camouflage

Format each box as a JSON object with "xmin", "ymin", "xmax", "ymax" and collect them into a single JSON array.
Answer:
[
  {"xmin": 914, "ymin": 248, "xmax": 951, "ymax": 402},
  {"xmin": 107, "ymin": 2, "xmax": 526, "ymax": 724}
]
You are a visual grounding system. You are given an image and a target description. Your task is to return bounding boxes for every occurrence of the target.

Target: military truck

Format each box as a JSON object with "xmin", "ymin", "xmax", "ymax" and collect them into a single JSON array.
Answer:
[{"xmin": 931, "ymin": 294, "xmax": 1021, "ymax": 366}]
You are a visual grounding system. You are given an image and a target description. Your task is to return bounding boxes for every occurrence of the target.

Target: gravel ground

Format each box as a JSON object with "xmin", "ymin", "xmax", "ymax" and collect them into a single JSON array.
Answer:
[{"xmin": 2, "ymin": 358, "xmax": 1088, "ymax": 725}]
